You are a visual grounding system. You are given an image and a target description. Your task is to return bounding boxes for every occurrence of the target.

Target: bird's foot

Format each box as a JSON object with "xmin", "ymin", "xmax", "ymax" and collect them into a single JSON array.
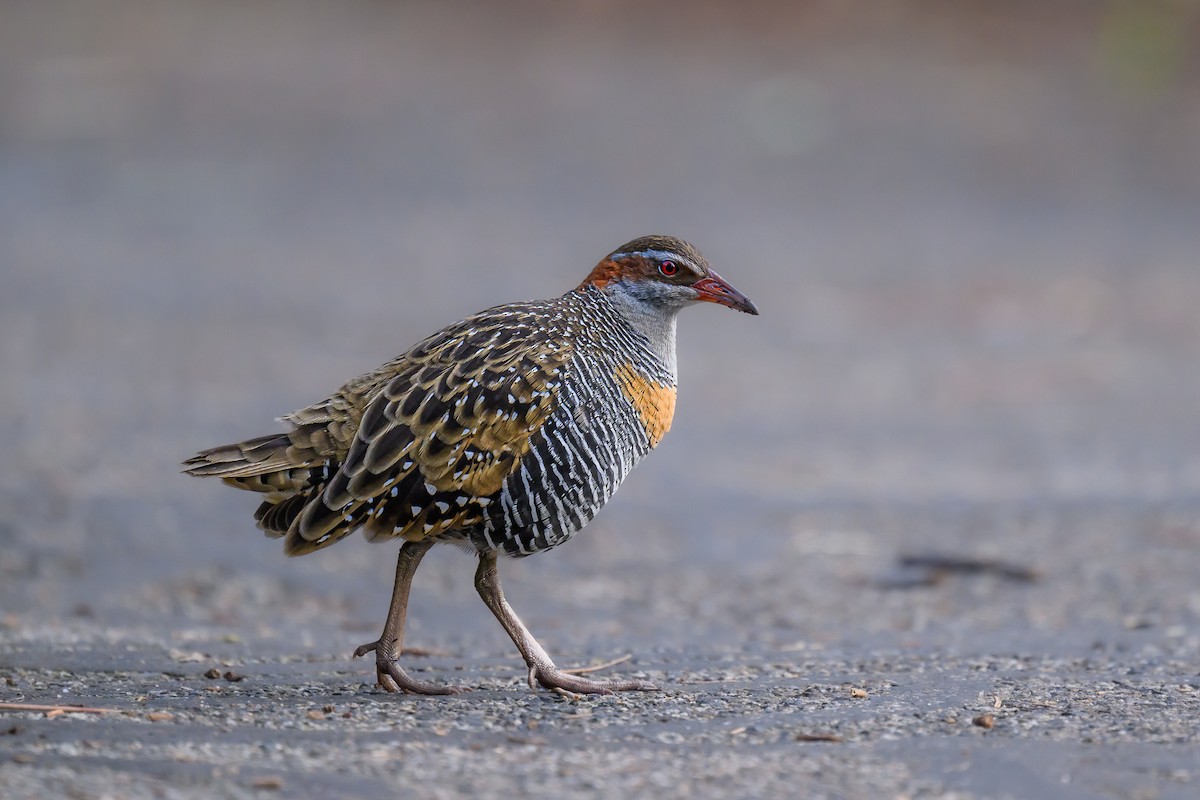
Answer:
[
  {"xmin": 353, "ymin": 640, "xmax": 467, "ymax": 696},
  {"xmin": 528, "ymin": 663, "xmax": 658, "ymax": 695}
]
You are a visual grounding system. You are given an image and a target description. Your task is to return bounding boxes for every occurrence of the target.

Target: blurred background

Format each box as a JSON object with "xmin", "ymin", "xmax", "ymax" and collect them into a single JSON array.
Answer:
[{"xmin": 2, "ymin": 0, "xmax": 1199, "ymax": 660}]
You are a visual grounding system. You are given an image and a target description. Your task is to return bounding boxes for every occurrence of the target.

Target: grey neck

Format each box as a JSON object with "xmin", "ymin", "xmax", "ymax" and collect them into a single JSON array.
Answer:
[{"xmin": 599, "ymin": 285, "xmax": 680, "ymax": 380}]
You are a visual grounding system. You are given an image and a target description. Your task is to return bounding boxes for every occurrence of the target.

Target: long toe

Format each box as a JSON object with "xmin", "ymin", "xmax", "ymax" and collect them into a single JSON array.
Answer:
[
  {"xmin": 377, "ymin": 661, "xmax": 468, "ymax": 696},
  {"xmin": 533, "ymin": 666, "xmax": 658, "ymax": 695}
]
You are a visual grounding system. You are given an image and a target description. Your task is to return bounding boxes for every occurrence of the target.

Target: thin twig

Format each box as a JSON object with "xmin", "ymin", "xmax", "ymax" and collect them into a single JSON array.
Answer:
[
  {"xmin": 561, "ymin": 654, "xmax": 632, "ymax": 675},
  {"xmin": 401, "ymin": 646, "xmax": 449, "ymax": 658},
  {"xmin": 0, "ymin": 702, "xmax": 117, "ymax": 715}
]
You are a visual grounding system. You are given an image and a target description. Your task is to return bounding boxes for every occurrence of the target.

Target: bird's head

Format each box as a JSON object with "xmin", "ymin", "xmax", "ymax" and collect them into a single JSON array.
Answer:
[{"xmin": 579, "ymin": 235, "xmax": 759, "ymax": 316}]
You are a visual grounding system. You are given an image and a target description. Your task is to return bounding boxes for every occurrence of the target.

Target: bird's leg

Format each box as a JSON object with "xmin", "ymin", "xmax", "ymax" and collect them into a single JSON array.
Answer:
[
  {"xmin": 353, "ymin": 540, "xmax": 464, "ymax": 695},
  {"xmin": 473, "ymin": 550, "xmax": 658, "ymax": 695}
]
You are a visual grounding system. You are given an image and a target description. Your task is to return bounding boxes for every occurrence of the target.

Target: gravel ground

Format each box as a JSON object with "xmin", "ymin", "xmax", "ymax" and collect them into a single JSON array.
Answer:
[
  {"xmin": 2, "ymin": 643, "xmax": 1198, "ymax": 800},
  {"xmin": 2, "ymin": 2, "xmax": 1199, "ymax": 798}
]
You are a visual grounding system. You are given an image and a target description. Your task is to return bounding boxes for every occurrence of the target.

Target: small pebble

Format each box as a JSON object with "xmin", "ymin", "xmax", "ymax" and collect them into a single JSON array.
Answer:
[
  {"xmin": 224, "ymin": 671, "xmax": 244, "ymax": 682},
  {"xmin": 972, "ymin": 714, "xmax": 995, "ymax": 729},
  {"xmin": 204, "ymin": 668, "xmax": 222, "ymax": 680}
]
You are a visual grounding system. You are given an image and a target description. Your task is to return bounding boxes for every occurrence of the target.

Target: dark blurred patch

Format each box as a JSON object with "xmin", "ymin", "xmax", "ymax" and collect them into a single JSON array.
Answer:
[{"xmin": 877, "ymin": 553, "xmax": 1041, "ymax": 589}]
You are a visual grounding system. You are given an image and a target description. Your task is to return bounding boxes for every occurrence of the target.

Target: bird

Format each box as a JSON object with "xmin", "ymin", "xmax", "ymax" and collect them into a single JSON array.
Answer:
[{"xmin": 183, "ymin": 235, "xmax": 758, "ymax": 695}]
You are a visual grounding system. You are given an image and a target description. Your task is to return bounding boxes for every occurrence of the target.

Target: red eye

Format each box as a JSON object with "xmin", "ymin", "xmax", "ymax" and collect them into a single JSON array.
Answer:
[{"xmin": 659, "ymin": 260, "xmax": 678, "ymax": 277}]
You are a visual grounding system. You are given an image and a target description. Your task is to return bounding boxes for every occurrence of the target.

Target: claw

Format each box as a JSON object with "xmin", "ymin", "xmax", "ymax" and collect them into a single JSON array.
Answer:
[{"xmin": 354, "ymin": 638, "xmax": 467, "ymax": 696}]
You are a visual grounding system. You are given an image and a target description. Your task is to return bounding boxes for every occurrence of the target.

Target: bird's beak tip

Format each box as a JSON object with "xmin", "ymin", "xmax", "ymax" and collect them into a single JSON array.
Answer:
[{"xmin": 694, "ymin": 273, "xmax": 759, "ymax": 317}]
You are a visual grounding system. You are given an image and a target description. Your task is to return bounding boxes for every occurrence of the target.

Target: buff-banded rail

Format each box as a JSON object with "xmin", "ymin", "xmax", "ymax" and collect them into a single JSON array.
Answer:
[{"xmin": 184, "ymin": 235, "xmax": 758, "ymax": 695}]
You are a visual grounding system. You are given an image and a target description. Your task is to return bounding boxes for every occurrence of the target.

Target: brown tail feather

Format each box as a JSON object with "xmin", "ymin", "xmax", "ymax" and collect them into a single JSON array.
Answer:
[
  {"xmin": 185, "ymin": 391, "xmax": 370, "ymax": 554},
  {"xmin": 185, "ymin": 432, "xmax": 348, "ymax": 550},
  {"xmin": 184, "ymin": 431, "xmax": 335, "ymax": 496},
  {"xmin": 182, "ymin": 434, "xmax": 300, "ymax": 478}
]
